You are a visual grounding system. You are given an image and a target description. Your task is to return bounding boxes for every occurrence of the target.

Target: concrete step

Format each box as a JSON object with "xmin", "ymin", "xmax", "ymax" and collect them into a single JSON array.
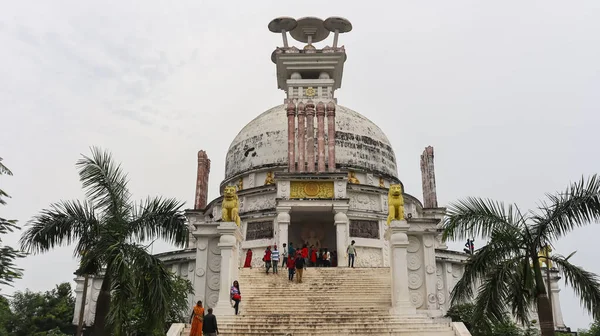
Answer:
[{"xmin": 190, "ymin": 266, "xmax": 463, "ymax": 336}]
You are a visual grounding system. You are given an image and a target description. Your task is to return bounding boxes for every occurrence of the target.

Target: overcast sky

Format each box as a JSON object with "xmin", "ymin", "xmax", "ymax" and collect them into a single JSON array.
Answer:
[{"xmin": 1, "ymin": 0, "xmax": 599, "ymax": 330}]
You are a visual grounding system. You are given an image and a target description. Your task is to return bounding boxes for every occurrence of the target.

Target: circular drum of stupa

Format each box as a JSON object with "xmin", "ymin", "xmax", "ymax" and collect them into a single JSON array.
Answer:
[{"xmin": 224, "ymin": 104, "xmax": 398, "ymax": 183}]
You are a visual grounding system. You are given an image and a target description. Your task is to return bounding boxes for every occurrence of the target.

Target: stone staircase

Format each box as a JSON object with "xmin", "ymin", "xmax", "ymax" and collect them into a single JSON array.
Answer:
[{"xmin": 182, "ymin": 267, "xmax": 461, "ymax": 336}]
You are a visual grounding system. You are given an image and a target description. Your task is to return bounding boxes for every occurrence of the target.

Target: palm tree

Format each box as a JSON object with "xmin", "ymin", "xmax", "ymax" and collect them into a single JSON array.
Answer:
[
  {"xmin": 442, "ymin": 175, "xmax": 600, "ymax": 336},
  {"xmin": 20, "ymin": 147, "xmax": 189, "ymax": 336}
]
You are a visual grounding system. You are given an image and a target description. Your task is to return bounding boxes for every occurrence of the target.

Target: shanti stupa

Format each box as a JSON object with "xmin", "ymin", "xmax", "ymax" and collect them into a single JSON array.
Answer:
[{"xmin": 72, "ymin": 16, "xmax": 569, "ymax": 335}]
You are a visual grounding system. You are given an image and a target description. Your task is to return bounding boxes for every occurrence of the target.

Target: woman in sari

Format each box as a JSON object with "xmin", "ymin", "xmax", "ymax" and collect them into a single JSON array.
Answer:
[
  {"xmin": 230, "ymin": 280, "xmax": 241, "ymax": 315},
  {"xmin": 189, "ymin": 300, "xmax": 204, "ymax": 336},
  {"xmin": 243, "ymin": 249, "xmax": 252, "ymax": 268}
]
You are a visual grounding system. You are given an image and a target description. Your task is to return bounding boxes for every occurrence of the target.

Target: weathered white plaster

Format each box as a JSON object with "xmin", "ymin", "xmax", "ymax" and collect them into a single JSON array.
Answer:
[{"xmin": 224, "ymin": 105, "xmax": 398, "ymax": 180}]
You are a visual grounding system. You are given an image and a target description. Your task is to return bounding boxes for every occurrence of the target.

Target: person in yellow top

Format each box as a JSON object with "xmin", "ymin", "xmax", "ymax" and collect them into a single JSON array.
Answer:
[{"xmin": 189, "ymin": 300, "xmax": 205, "ymax": 336}]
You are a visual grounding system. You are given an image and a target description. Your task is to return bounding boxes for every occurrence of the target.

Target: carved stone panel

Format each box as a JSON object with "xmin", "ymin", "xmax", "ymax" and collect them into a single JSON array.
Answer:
[
  {"xmin": 277, "ymin": 181, "xmax": 290, "ymax": 199},
  {"xmin": 248, "ymin": 173, "xmax": 255, "ymax": 188},
  {"xmin": 246, "ymin": 221, "xmax": 274, "ymax": 240},
  {"xmin": 354, "ymin": 247, "xmax": 383, "ymax": 267},
  {"xmin": 349, "ymin": 193, "xmax": 381, "ymax": 212},
  {"xmin": 366, "ymin": 173, "xmax": 374, "ymax": 186},
  {"xmin": 349, "ymin": 220, "xmax": 379, "ymax": 239},
  {"xmin": 243, "ymin": 194, "xmax": 276, "ymax": 213}
]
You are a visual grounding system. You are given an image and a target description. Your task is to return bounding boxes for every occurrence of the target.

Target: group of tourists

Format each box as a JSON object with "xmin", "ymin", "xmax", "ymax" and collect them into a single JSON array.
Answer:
[
  {"xmin": 188, "ymin": 241, "xmax": 360, "ymax": 334},
  {"xmin": 188, "ymin": 301, "xmax": 219, "ymax": 336},
  {"xmin": 242, "ymin": 240, "xmax": 360, "ymax": 282},
  {"xmin": 188, "ymin": 279, "xmax": 242, "ymax": 335}
]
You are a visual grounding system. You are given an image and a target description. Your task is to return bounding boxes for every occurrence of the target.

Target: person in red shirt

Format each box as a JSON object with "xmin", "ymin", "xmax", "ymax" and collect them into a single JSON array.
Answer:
[
  {"xmin": 310, "ymin": 246, "xmax": 317, "ymax": 267},
  {"xmin": 263, "ymin": 246, "xmax": 272, "ymax": 274},
  {"xmin": 287, "ymin": 255, "xmax": 296, "ymax": 281},
  {"xmin": 301, "ymin": 244, "xmax": 309, "ymax": 268}
]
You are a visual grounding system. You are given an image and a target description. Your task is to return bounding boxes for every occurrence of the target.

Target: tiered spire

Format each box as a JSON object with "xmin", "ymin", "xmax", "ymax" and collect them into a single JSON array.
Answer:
[{"xmin": 269, "ymin": 16, "xmax": 352, "ymax": 173}]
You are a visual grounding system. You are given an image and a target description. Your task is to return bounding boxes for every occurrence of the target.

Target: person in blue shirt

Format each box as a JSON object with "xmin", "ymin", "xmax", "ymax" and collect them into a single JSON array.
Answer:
[{"xmin": 288, "ymin": 242, "xmax": 295, "ymax": 259}]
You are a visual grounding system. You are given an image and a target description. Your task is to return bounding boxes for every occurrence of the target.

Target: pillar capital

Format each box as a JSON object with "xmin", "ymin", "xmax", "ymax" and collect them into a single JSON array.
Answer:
[
  {"xmin": 217, "ymin": 222, "xmax": 242, "ymax": 247},
  {"xmin": 286, "ymin": 102, "xmax": 296, "ymax": 116}
]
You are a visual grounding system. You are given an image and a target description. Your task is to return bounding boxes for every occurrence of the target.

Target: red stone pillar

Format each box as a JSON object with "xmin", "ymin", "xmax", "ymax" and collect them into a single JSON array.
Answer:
[
  {"xmin": 420, "ymin": 146, "xmax": 438, "ymax": 208},
  {"xmin": 194, "ymin": 150, "xmax": 211, "ymax": 210},
  {"xmin": 297, "ymin": 102, "xmax": 306, "ymax": 172},
  {"xmin": 327, "ymin": 102, "xmax": 336, "ymax": 172},
  {"xmin": 307, "ymin": 103, "xmax": 319, "ymax": 172},
  {"xmin": 316, "ymin": 102, "xmax": 326, "ymax": 172},
  {"xmin": 286, "ymin": 102, "xmax": 297, "ymax": 172}
]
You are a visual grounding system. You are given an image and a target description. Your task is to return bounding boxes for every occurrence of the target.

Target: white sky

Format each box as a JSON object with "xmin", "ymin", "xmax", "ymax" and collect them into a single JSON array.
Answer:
[{"xmin": 1, "ymin": 0, "xmax": 599, "ymax": 330}]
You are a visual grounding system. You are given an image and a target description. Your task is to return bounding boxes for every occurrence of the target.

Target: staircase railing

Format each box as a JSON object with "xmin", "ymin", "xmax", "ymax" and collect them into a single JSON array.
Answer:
[{"xmin": 166, "ymin": 323, "xmax": 186, "ymax": 336}]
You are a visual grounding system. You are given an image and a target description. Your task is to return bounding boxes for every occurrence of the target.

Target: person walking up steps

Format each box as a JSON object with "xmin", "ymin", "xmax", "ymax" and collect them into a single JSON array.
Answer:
[
  {"xmin": 301, "ymin": 244, "xmax": 309, "ymax": 268},
  {"xmin": 271, "ymin": 245, "xmax": 280, "ymax": 274},
  {"xmin": 347, "ymin": 240, "xmax": 357, "ymax": 268},
  {"xmin": 287, "ymin": 255, "xmax": 296, "ymax": 281},
  {"xmin": 310, "ymin": 245, "xmax": 317, "ymax": 267},
  {"xmin": 202, "ymin": 308, "xmax": 219, "ymax": 336},
  {"xmin": 263, "ymin": 246, "xmax": 272, "ymax": 274},
  {"xmin": 188, "ymin": 300, "xmax": 204, "ymax": 336},
  {"xmin": 295, "ymin": 251, "xmax": 306, "ymax": 283}
]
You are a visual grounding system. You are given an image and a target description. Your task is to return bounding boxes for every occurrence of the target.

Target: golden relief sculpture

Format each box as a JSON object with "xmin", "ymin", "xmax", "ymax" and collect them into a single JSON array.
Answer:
[
  {"xmin": 264, "ymin": 171, "xmax": 275, "ymax": 185},
  {"xmin": 305, "ymin": 87, "xmax": 316, "ymax": 97},
  {"xmin": 237, "ymin": 177, "xmax": 243, "ymax": 191},
  {"xmin": 538, "ymin": 245, "xmax": 553, "ymax": 269},
  {"xmin": 222, "ymin": 185, "xmax": 241, "ymax": 226},
  {"xmin": 379, "ymin": 177, "xmax": 385, "ymax": 188},
  {"xmin": 348, "ymin": 171, "xmax": 360, "ymax": 184},
  {"xmin": 290, "ymin": 181, "xmax": 334, "ymax": 199},
  {"xmin": 387, "ymin": 184, "xmax": 405, "ymax": 225}
]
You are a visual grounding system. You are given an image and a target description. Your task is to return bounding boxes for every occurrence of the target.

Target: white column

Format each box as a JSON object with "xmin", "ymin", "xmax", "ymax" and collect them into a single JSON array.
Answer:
[
  {"xmin": 389, "ymin": 220, "xmax": 416, "ymax": 315},
  {"xmin": 213, "ymin": 222, "xmax": 242, "ymax": 316},
  {"xmin": 277, "ymin": 206, "xmax": 291, "ymax": 248},
  {"xmin": 334, "ymin": 210, "xmax": 349, "ymax": 267},
  {"xmin": 549, "ymin": 269, "xmax": 567, "ymax": 329},
  {"xmin": 422, "ymin": 233, "xmax": 442, "ymax": 316},
  {"xmin": 193, "ymin": 237, "xmax": 209, "ymax": 303}
]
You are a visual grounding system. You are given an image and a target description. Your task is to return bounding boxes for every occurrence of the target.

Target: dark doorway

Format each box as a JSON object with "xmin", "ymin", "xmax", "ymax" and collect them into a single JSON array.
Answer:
[{"xmin": 288, "ymin": 208, "xmax": 335, "ymax": 254}]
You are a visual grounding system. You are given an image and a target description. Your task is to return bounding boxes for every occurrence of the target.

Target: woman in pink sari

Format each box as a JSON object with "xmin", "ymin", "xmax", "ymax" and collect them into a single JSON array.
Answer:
[{"xmin": 243, "ymin": 249, "xmax": 252, "ymax": 268}]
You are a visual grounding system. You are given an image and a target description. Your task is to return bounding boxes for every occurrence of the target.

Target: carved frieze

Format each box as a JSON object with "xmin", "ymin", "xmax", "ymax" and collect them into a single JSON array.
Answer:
[
  {"xmin": 407, "ymin": 255, "xmax": 421, "ymax": 271},
  {"xmin": 207, "ymin": 274, "xmax": 220, "ymax": 291},
  {"xmin": 335, "ymin": 180, "xmax": 346, "ymax": 198},
  {"xmin": 366, "ymin": 173, "xmax": 374, "ymax": 186},
  {"xmin": 277, "ymin": 181, "xmax": 290, "ymax": 199},
  {"xmin": 354, "ymin": 247, "xmax": 383, "ymax": 267},
  {"xmin": 349, "ymin": 193, "xmax": 381, "ymax": 212},
  {"xmin": 290, "ymin": 181, "xmax": 334, "ymax": 199},
  {"xmin": 407, "ymin": 236, "xmax": 421, "ymax": 253},
  {"xmin": 349, "ymin": 220, "xmax": 379, "ymax": 239},
  {"xmin": 243, "ymin": 194, "xmax": 276, "ymax": 213},
  {"xmin": 246, "ymin": 221, "xmax": 274, "ymax": 240},
  {"xmin": 248, "ymin": 173, "xmax": 255, "ymax": 188},
  {"xmin": 212, "ymin": 205, "xmax": 222, "ymax": 221},
  {"xmin": 408, "ymin": 273, "xmax": 423, "ymax": 289},
  {"xmin": 410, "ymin": 291, "xmax": 424, "ymax": 308}
]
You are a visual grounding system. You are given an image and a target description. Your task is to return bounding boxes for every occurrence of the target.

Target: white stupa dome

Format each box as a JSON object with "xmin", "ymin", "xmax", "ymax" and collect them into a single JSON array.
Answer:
[{"xmin": 224, "ymin": 104, "xmax": 398, "ymax": 182}]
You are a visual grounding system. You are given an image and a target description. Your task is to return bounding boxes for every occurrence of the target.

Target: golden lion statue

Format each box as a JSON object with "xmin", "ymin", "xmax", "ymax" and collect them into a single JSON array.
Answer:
[
  {"xmin": 222, "ymin": 186, "xmax": 241, "ymax": 226},
  {"xmin": 387, "ymin": 184, "xmax": 405, "ymax": 224}
]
